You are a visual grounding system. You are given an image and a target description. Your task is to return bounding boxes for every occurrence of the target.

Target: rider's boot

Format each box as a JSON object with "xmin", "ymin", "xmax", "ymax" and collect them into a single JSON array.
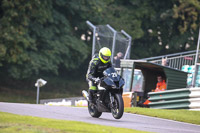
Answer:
[{"xmin": 88, "ymin": 89, "xmax": 95, "ymax": 104}]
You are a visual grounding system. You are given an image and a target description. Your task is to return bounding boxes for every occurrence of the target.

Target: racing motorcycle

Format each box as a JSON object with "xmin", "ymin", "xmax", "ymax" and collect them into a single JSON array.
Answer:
[{"xmin": 82, "ymin": 67, "xmax": 125, "ymax": 119}]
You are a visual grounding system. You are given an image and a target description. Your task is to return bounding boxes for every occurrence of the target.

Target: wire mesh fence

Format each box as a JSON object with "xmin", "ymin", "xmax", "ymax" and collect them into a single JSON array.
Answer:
[
  {"xmin": 114, "ymin": 32, "xmax": 129, "ymax": 59},
  {"xmin": 86, "ymin": 21, "xmax": 131, "ymax": 66},
  {"xmin": 94, "ymin": 25, "xmax": 114, "ymax": 55}
]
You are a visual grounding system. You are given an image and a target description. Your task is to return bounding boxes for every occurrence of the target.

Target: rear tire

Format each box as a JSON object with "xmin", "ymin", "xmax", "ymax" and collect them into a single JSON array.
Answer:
[
  {"xmin": 111, "ymin": 93, "xmax": 124, "ymax": 119},
  {"xmin": 88, "ymin": 102, "xmax": 102, "ymax": 118}
]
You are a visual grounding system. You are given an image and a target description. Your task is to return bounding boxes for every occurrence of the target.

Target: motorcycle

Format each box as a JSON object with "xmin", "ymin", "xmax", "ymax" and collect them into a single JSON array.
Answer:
[{"xmin": 82, "ymin": 67, "xmax": 125, "ymax": 119}]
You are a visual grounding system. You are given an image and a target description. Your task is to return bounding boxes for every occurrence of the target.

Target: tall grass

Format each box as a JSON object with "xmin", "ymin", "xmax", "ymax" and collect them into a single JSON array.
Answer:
[{"xmin": 0, "ymin": 86, "xmax": 80, "ymax": 103}]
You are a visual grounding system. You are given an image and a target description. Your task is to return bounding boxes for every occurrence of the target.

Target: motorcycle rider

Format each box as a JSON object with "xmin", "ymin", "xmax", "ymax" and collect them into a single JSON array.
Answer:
[{"xmin": 86, "ymin": 47, "xmax": 112, "ymax": 103}]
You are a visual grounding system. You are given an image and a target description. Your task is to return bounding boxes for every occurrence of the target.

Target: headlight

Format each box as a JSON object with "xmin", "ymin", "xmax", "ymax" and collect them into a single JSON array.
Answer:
[{"xmin": 112, "ymin": 85, "xmax": 116, "ymax": 88}]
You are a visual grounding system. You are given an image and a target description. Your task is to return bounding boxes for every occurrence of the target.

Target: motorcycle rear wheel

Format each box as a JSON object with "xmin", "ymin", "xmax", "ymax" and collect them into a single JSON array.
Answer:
[
  {"xmin": 88, "ymin": 102, "xmax": 102, "ymax": 118},
  {"xmin": 111, "ymin": 93, "xmax": 124, "ymax": 119}
]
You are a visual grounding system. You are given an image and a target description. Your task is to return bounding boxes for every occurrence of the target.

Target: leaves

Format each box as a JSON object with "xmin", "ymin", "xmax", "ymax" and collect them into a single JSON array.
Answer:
[
  {"xmin": 1, "ymin": 0, "xmax": 200, "ymax": 79},
  {"xmin": 0, "ymin": 0, "xmax": 88, "ymax": 79}
]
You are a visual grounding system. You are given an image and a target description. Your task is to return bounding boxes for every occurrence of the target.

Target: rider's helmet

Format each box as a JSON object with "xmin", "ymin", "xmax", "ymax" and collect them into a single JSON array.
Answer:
[{"xmin": 99, "ymin": 47, "xmax": 111, "ymax": 64}]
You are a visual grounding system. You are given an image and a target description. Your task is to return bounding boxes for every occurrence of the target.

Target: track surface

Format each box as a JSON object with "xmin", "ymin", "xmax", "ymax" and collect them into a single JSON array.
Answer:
[{"xmin": 0, "ymin": 102, "xmax": 200, "ymax": 133}]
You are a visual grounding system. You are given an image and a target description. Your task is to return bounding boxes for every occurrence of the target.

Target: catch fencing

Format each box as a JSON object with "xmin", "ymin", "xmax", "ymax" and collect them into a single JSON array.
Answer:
[
  {"xmin": 141, "ymin": 50, "xmax": 197, "ymax": 71},
  {"xmin": 86, "ymin": 21, "xmax": 132, "ymax": 64}
]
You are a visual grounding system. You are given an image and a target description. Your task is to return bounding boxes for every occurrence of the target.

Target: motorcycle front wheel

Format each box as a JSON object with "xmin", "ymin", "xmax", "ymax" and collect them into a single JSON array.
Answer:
[
  {"xmin": 88, "ymin": 102, "xmax": 102, "ymax": 118},
  {"xmin": 111, "ymin": 93, "xmax": 124, "ymax": 119}
]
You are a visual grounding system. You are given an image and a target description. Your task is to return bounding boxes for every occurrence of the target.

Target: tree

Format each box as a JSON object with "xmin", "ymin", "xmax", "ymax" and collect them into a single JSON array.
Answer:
[
  {"xmin": 128, "ymin": 0, "xmax": 200, "ymax": 58},
  {"xmin": 1, "ymin": 0, "xmax": 200, "ymax": 80},
  {"xmin": 0, "ymin": 0, "xmax": 89, "ymax": 79}
]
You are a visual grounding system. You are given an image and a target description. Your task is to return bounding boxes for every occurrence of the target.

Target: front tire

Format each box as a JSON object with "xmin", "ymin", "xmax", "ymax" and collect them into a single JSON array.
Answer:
[
  {"xmin": 111, "ymin": 93, "xmax": 124, "ymax": 119},
  {"xmin": 88, "ymin": 102, "xmax": 102, "ymax": 118}
]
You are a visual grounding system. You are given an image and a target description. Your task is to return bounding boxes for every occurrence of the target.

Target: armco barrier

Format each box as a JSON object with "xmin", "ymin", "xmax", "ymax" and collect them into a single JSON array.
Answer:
[
  {"xmin": 40, "ymin": 93, "xmax": 137, "ymax": 107},
  {"xmin": 148, "ymin": 88, "xmax": 200, "ymax": 110},
  {"xmin": 40, "ymin": 97, "xmax": 86, "ymax": 106}
]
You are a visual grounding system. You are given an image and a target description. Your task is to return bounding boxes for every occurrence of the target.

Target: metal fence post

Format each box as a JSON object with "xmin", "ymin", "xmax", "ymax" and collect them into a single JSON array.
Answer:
[
  {"xmin": 36, "ymin": 86, "xmax": 40, "ymax": 104},
  {"xmin": 192, "ymin": 28, "xmax": 200, "ymax": 87},
  {"xmin": 107, "ymin": 24, "xmax": 117, "ymax": 63},
  {"xmin": 132, "ymin": 92, "xmax": 137, "ymax": 107},
  {"xmin": 86, "ymin": 21, "xmax": 96, "ymax": 58},
  {"xmin": 121, "ymin": 30, "xmax": 132, "ymax": 59}
]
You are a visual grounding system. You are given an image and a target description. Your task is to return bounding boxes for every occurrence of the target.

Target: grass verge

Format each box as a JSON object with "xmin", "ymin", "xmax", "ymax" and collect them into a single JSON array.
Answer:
[
  {"xmin": 125, "ymin": 107, "xmax": 200, "ymax": 125},
  {"xmin": 0, "ymin": 112, "xmax": 147, "ymax": 133},
  {"xmin": 0, "ymin": 87, "xmax": 77, "ymax": 104}
]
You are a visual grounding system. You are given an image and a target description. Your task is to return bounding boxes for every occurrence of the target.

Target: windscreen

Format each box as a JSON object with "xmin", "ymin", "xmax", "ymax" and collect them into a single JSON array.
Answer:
[{"xmin": 103, "ymin": 67, "xmax": 116, "ymax": 76}]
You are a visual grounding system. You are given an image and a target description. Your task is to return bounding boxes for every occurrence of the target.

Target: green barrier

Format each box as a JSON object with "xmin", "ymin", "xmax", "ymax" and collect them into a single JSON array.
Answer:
[
  {"xmin": 149, "ymin": 94, "xmax": 190, "ymax": 101},
  {"xmin": 149, "ymin": 88, "xmax": 190, "ymax": 102},
  {"xmin": 149, "ymin": 99, "xmax": 190, "ymax": 109},
  {"xmin": 148, "ymin": 88, "xmax": 200, "ymax": 109}
]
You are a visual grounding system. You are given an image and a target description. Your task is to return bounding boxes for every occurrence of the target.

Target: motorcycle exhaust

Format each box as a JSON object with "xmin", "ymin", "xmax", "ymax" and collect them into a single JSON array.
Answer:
[{"xmin": 82, "ymin": 90, "xmax": 89, "ymax": 101}]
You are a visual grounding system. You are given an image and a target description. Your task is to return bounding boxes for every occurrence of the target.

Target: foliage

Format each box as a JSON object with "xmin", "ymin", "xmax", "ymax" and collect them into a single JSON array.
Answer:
[
  {"xmin": 0, "ymin": 0, "xmax": 89, "ymax": 79},
  {"xmin": 128, "ymin": 0, "xmax": 200, "ymax": 58},
  {"xmin": 0, "ymin": 0, "xmax": 200, "ymax": 82},
  {"xmin": 0, "ymin": 84, "xmax": 84, "ymax": 103}
]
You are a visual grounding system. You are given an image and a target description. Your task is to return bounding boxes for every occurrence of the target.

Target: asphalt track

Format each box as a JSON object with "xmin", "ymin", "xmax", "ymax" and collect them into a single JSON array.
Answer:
[{"xmin": 0, "ymin": 102, "xmax": 200, "ymax": 133}]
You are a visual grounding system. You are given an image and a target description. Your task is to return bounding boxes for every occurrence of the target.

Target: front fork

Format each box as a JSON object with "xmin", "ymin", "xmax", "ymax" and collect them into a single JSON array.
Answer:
[{"xmin": 109, "ymin": 92, "xmax": 114, "ymax": 108}]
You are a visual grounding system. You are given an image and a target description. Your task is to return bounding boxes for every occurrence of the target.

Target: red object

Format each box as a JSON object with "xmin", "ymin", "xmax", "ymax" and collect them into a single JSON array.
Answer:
[
  {"xmin": 143, "ymin": 99, "xmax": 151, "ymax": 105},
  {"xmin": 155, "ymin": 80, "xmax": 166, "ymax": 92},
  {"xmin": 184, "ymin": 57, "xmax": 193, "ymax": 60},
  {"xmin": 143, "ymin": 80, "xmax": 166, "ymax": 105}
]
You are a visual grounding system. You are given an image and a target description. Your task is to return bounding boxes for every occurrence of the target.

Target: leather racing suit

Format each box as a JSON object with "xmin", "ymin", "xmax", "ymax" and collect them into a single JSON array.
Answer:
[{"xmin": 86, "ymin": 55, "xmax": 112, "ymax": 101}]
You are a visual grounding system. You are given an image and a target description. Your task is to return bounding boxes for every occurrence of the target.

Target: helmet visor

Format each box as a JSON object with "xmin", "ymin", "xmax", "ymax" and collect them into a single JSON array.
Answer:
[{"xmin": 102, "ymin": 55, "xmax": 110, "ymax": 61}]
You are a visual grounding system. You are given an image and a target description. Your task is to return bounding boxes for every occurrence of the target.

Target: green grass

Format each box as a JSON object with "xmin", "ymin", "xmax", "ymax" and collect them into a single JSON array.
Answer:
[
  {"xmin": 125, "ymin": 107, "xmax": 200, "ymax": 125},
  {"xmin": 0, "ymin": 112, "xmax": 147, "ymax": 133},
  {"xmin": 0, "ymin": 87, "xmax": 77, "ymax": 104}
]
